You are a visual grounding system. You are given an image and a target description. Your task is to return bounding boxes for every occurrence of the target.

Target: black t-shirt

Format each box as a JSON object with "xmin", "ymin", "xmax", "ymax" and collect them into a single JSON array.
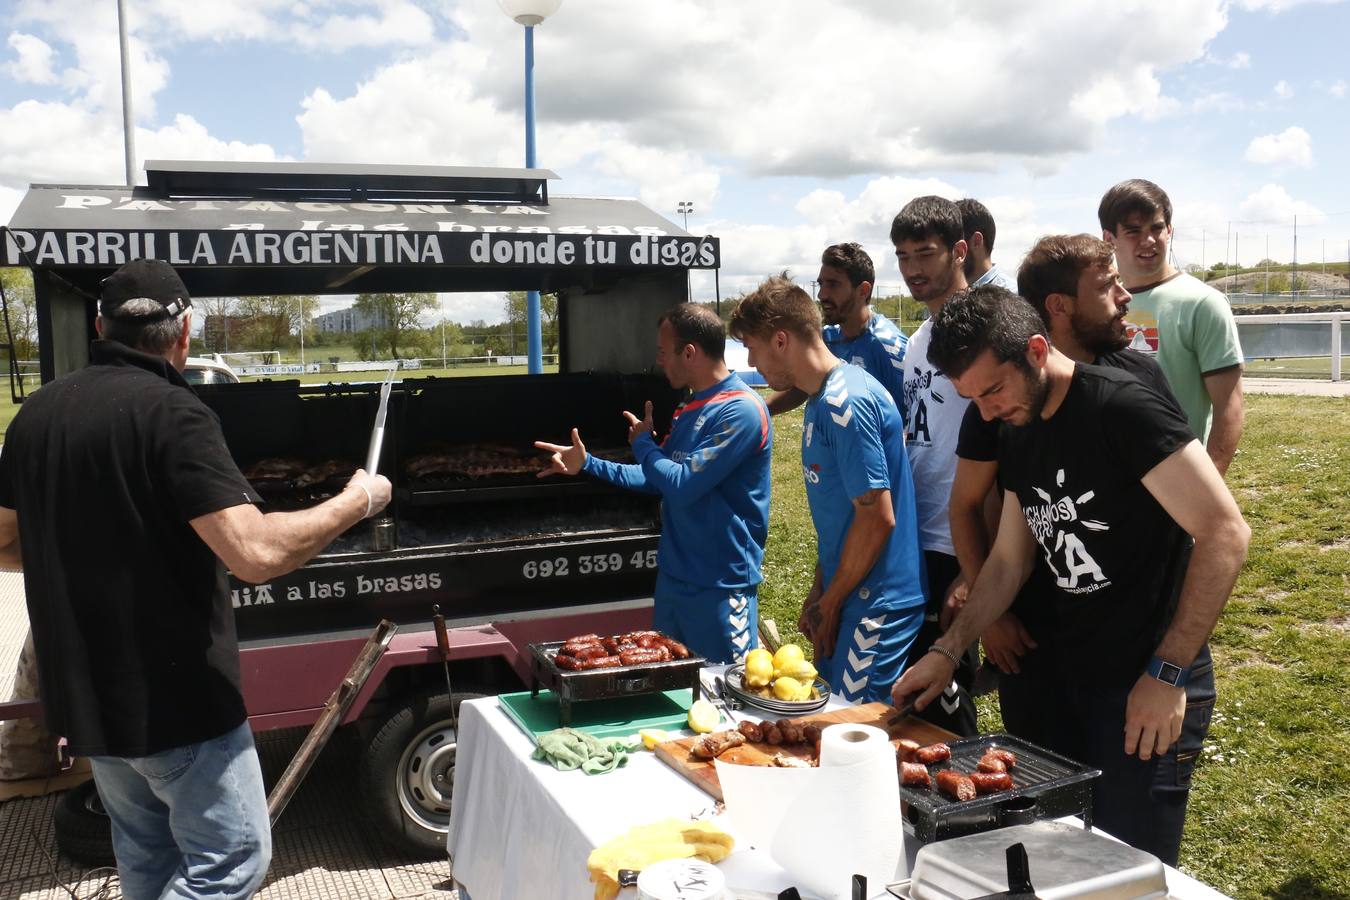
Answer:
[
  {"xmin": 0, "ymin": 341, "xmax": 260, "ymax": 757},
  {"xmin": 953, "ymin": 350, "xmax": 1188, "ymax": 637},
  {"xmin": 996, "ymin": 363, "xmax": 1195, "ymax": 685}
]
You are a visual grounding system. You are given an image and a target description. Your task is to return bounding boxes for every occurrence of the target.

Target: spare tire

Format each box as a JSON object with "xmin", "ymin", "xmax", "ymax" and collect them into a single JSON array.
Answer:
[{"xmin": 54, "ymin": 780, "xmax": 116, "ymax": 867}]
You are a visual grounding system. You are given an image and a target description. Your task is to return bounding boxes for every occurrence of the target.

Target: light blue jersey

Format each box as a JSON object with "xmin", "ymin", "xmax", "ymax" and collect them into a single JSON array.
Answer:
[
  {"xmin": 802, "ymin": 364, "xmax": 925, "ymax": 702},
  {"xmin": 823, "ymin": 312, "xmax": 908, "ymax": 419}
]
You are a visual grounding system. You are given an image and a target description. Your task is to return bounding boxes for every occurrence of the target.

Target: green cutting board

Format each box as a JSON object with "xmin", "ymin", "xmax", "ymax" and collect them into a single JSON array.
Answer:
[{"xmin": 497, "ymin": 688, "xmax": 697, "ymax": 744}]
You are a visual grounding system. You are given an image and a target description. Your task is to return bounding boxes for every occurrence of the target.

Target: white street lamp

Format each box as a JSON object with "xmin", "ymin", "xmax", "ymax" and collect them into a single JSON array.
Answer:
[{"xmin": 499, "ymin": 0, "xmax": 562, "ymax": 374}]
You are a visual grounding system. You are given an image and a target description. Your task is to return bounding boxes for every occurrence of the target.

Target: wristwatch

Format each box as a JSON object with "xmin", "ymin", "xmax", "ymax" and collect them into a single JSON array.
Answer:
[{"xmin": 1145, "ymin": 655, "xmax": 1192, "ymax": 687}]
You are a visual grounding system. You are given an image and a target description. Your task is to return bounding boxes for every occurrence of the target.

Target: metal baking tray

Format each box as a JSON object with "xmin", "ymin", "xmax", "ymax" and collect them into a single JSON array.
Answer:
[
  {"xmin": 891, "ymin": 821, "xmax": 1168, "ymax": 899},
  {"xmin": 901, "ymin": 733, "xmax": 1101, "ymax": 843},
  {"xmin": 527, "ymin": 640, "xmax": 706, "ymax": 726}
]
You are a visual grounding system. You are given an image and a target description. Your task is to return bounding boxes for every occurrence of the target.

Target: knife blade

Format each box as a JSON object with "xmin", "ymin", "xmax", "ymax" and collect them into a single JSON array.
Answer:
[
  {"xmin": 364, "ymin": 369, "xmax": 395, "ymax": 474},
  {"xmin": 886, "ymin": 697, "xmax": 916, "ymax": 728}
]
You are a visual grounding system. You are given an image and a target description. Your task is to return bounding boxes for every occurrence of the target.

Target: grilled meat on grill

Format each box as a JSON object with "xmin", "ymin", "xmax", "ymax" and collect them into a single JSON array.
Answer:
[
  {"xmin": 241, "ymin": 457, "xmax": 308, "ymax": 482},
  {"xmin": 405, "ymin": 443, "xmax": 548, "ymax": 480},
  {"xmin": 294, "ymin": 459, "xmax": 359, "ymax": 487}
]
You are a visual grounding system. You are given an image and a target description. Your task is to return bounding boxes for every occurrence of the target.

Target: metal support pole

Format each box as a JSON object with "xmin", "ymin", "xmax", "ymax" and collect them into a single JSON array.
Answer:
[
  {"xmin": 116, "ymin": 0, "xmax": 136, "ymax": 186},
  {"xmin": 524, "ymin": 24, "xmax": 543, "ymax": 374},
  {"xmin": 1332, "ymin": 314, "xmax": 1342, "ymax": 383}
]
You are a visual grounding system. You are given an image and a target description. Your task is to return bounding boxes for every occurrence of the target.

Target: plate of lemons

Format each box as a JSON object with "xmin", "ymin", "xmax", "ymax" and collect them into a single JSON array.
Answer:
[{"xmin": 723, "ymin": 644, "xmax": 831, "ymax": 714}]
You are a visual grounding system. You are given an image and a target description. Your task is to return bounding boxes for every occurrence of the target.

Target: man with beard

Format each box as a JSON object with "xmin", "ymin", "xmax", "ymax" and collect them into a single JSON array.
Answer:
[
  {"xmin": 948, "ymin": 235, "xmax": 1188, "ymax": 734},
  {"xmin": 731, "ymin": 275, "xmax": 926, "ymax": 703},
  {"xmin": 893, "ymin": 286, "xmax": 1249, "ymax": 865},
  {"xmin": 536, "ymin": 303, "xmax": 772, "ymax": 664},
  {"xmin": 891, "ymin": 195, "xmax": 977, "ymax": 735},
  {"xmin": 1099, "ymin": 179, "xmax": 1244, "ymax": 475},
  {"xmin": 958, "ymin": 199, "xmax": 1018, "ymax": 292},
  {"xmin": 766, "ymin": 243, "xmax": 907, "ymax": 418}
]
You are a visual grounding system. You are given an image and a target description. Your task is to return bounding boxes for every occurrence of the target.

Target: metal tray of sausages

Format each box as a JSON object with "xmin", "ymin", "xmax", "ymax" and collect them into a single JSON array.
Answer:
[
  {"xmin": 902, "ymin": 733, "xmax": 1101, "ymax": 843},
  {"xmin": 526, "ymin": 640, "xmax": 706, "ymax": 726}
]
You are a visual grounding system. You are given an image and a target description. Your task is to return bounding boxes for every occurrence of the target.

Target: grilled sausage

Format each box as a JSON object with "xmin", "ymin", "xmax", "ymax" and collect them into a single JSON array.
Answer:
[
  {"xmin": 802, "ymin": 724, "xmax": 822, "ymax": 744},
  {"xmin": 970, "ymin": 771, "xmax": 1014, "ymax": 795},
  {"xmin": 619, "ymin": 647, "xmax": 667, "ymax": 666},
  {"xmin": 625, "ymin": 630, "xmax": 662, "ymax": 642},
  {"xmin": 657, "ymin": 636, "xmax": 691, "ymax": 659},
  {"xmin": 562, "ymin": 633, "xmax": 600, "ymax": 648},
  {"xmin": 900, "ymin": 762, "xmax": 932, "ymax": 788},
  {"xmin": 987, "ymin": 748, "xmax": 1017, "ymax": 769},
  {"xmin": 915, "ymin": 743, "xmax": 952, "ymax": 765},
  {"xmin": 553, "ymin": 653, "xmax": 583, "ymax": 670},
  {"xmin": 776, "ymin": 719, "xmax": 804, "ymax": 744},
  {"xmin": 737, "ymin": 720, "xmax": 764, "ymax": 742},
  {"xmin": 895, "ymin": 739, "xmax": 921, "ymax": 762},
  {"xmin": 761, "ymin": 722, "xmax": 783, "ymax": 745},
  {"xmin": 569, "ymin": 645, "xmax": 610, "ymax": 662},
  {"xmin": 977, "ymin": 752, "xmax": 1008, "ymax": 773},
  {"xmin": 580, "ymin": 655, "xmax": 623, "ymax": 669},
  {"xmin": 936, "ymin": 770, "xmax": 976, "ymax": 802},
  {"xmin": 636, "ymin": 634, "xmax": 664, "ymax": 649},
  {"xmin": 689, "ymin": 729, "xmax": 746, "ymax": 760}
]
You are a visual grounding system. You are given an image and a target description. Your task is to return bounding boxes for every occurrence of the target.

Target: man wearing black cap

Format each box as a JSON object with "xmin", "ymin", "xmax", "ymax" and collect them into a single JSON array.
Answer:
[{"xmin": 0, "ymin": 259, "xmax": 392, "ymax": 899}]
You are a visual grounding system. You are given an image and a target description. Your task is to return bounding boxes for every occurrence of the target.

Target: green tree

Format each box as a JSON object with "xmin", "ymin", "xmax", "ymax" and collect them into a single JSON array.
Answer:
[
  {"xmin": 0, "ymin": 267, "xmax": 38, "ymax": 359},
  {"xmin": 354, "ymin": 292, "xmax": 437, "ymax": 359},
  {"xmin": 234, "ymin": 295, "xmax": 318, "ymax": 351},
  {"xmin": 503, "ymin": 291, "xmax": 559, "ymax": 355}
]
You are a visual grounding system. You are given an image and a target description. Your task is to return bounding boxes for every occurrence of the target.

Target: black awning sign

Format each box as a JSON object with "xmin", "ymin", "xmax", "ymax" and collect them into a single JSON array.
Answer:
[{"xmin": 2, "ymin": 228, "xmax": 720, "ymax": 270}]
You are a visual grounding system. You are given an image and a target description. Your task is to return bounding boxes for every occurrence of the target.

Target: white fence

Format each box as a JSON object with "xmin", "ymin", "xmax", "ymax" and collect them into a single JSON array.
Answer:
[{"xmin": 1234, "ymin": 311, "xmax": 1345, "ymax": 382}]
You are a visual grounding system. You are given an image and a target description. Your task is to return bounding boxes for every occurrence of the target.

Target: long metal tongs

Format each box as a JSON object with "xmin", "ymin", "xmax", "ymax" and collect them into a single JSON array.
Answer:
[{"xmin": 364, "ymin": 367, "xmax": 396, "ymax": 474}]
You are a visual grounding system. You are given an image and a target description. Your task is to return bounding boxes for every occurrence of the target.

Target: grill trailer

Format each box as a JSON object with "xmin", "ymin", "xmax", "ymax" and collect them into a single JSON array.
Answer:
[{"xmin": 1, "ymin": 161, "xmax": 720, "ymax": 856}]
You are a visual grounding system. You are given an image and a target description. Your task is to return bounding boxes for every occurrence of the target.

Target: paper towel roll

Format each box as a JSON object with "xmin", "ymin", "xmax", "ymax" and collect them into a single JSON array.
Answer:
[{"xmin": 716, "ymin": 723, "xmax": 906, "ymax": 899}]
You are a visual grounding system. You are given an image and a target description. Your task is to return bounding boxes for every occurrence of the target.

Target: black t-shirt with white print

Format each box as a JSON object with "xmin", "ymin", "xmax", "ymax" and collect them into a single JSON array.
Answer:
[{"xmin": 997, "ymin": 363, "xmax": 1195, "ymax": 686}]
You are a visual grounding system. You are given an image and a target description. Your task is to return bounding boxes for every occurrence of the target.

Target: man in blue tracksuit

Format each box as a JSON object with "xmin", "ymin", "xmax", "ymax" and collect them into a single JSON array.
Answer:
[
  {"xmin": 732, "ymin": 276, "xmax": 926, "ymax": 703},
  {"xmin": 536, "ymin": 304, "xmax": 772, "ymax": 663}
]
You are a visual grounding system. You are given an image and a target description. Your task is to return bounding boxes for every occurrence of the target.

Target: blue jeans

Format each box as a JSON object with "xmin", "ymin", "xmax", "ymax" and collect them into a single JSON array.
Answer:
[{"xmin": 90, "ymin": 720, "xmax": 271, "ymax": 900}]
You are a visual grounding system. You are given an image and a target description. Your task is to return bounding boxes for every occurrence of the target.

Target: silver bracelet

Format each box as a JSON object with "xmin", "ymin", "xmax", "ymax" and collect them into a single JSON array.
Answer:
[
  {"xmin": 927, "ymin": 644, "xmax": 960, "ymax": 667},
  {"xmin": 352, "ymin": 482, "xmax": 373, "ymax": 519}
]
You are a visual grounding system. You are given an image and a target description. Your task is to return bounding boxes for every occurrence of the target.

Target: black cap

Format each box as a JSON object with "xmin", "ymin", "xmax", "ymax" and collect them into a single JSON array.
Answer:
[{"xmin": 100, "ymin": 259, "xmax": 191, "ymax": 320}]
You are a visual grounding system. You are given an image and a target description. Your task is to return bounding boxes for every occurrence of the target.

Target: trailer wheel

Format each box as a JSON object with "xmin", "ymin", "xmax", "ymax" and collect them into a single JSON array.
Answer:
[
  {"xmin": 362, "ymin": 691, "xmax": 483, "ymax": 857},
  {"xmin": 54, "ymin": 780, "xmax": 116, "ymax": 867}
]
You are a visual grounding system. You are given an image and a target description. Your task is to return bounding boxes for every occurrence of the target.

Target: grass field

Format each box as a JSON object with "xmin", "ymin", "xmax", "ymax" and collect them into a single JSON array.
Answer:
[{"xmin": 758, "ymin": 393, "xmax": 1350, "ymax": 900}]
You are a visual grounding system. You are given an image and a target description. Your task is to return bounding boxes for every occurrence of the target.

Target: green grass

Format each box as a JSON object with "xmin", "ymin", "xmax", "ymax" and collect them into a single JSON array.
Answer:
[
  {"xmin": 756, "ymin": 394, "xmax": 1350, "ymax": 899},
  {"xmin": 1243, "ymin": 357, "xmax": 1340, "ymax": 379}
]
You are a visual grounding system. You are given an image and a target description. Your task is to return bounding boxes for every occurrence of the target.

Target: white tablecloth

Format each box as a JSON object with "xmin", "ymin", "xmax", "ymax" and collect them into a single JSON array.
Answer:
[{"xmin": 446, "ymin": 689, "xmax": 1232, "ymax": 900}]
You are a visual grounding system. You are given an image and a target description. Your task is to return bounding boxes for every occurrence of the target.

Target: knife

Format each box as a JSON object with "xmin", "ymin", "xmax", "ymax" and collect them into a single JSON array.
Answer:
[
  {"xmin": 886, "ymin": 697, "xmax": 916, "ymax": 728},
  {"xmin": 364, "ymin": 369, "xmax": 395, "ymax": 475}
]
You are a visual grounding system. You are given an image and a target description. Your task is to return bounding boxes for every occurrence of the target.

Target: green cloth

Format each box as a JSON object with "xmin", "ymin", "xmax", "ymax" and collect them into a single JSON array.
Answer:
[
  {"xmin": 532, "ymin": 728, "xmax": 631, "ymax": 775},
  {"xmin": 1123, "ymin": 272, "xmax": 1243, "ymax": 442}
]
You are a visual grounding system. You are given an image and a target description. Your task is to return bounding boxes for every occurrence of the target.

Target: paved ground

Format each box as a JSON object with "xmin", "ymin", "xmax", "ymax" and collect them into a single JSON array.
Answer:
[
  {"xmin": 0, "ymin": 573, "xmax": 456, "ymax": 900},
  {"xmin": 1241, "ymin": 375, "xmax": 1350, "ymax": 396}
]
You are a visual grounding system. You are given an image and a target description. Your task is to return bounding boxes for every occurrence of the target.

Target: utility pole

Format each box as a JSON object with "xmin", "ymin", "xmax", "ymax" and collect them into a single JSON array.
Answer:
[
  {"xmin": 1265, "ymin": 235, "xmax": 1271, "ymax": 297},
  {"xmin": 1225, "ymin": 221, "xmax": 1231, "ymax": 274},
  {"xmin": 116, "ymin": 0, "xmax": 136, "ymax": 186},
  {"xmin": 1292, "ymin": 215, "xmax": 1299, "ymax": 295},
  {"xmin": 1201, "ymin": 229, "xmax": 1205, "ymax": 276}
]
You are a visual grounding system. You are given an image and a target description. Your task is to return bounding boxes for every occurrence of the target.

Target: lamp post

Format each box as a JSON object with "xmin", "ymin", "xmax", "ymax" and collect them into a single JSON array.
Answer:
[
  {"xmin": 677, "ymin": 200, "xmax": 694, "ymax": 232},
  {"xmin": 499, "ymin": 0, "xmax": 562, "ymax": 374}
]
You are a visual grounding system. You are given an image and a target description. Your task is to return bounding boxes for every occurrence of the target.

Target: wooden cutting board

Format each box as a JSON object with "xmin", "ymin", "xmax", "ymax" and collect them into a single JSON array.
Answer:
[{"xmin": 655, "ymin": 702, "xmax": 956, "ymax": 800}]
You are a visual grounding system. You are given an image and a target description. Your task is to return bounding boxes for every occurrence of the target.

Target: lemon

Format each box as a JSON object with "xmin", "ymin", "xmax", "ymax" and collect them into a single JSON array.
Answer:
[
  {"xmin": 772, "ymin": 676, "xmax": 804, "ymax": 702},
  {"xmin": 777, "ymin": 658, "xmax": 818, "ymax": 683},
  {"xmin": 772, "ymin": 643, "xmax": 806, "ymax": 677},
  {"xmin": 639, "ymin": 728, "xmax": 669, "ymax": 750},
  {"xmin": 744, "ymin": 652, "xmax": 774, "ymax": 688},
  {"xmin": 687, "ymin": 699, "xmax": 720, "ymax": 734}
]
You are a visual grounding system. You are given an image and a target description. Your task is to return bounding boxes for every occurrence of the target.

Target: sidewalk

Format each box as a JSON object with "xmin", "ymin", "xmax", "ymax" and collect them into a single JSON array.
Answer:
[
  {"xmin": 0, "ymin": 572, "xmax": 454, "ymax": 899},
  {"xmin": 1243, "ymin": 376, "xmax": 1350, "ymax": 397}
]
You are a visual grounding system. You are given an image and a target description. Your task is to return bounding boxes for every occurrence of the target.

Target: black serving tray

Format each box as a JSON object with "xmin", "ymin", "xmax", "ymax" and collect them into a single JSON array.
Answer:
[
  {"xmin": 900, "ymin": 733, "xmax": 1101, "ymax": 843},
  {"xmin": 527, "ymin": 640, "xmax": 706, "ymax": 726}
]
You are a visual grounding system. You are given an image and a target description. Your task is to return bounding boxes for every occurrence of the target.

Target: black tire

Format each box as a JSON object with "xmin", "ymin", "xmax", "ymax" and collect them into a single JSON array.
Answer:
[
  {"xmin": 54, "ymin": 780, "xmax": 116, "ymax": 867},
  {"xmin": 361, "ymin": 690, "xmax": 484, "ymax": 858}
]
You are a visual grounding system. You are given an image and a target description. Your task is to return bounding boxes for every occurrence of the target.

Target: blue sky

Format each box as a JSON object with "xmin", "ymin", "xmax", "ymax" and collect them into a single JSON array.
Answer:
[{"xmin": 2, "ymin": 0, "xmax": 1348, "ymax": 322}]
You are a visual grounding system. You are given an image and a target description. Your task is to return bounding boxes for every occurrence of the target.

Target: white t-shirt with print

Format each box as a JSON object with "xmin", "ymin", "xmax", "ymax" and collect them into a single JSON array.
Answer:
[{"xmin": 900, "ymin": 318, "xmax": 971, "ymax": 556}]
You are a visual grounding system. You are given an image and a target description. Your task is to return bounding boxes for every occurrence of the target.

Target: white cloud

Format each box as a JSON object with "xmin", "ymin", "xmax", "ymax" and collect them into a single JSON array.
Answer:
[
  {"xmin": 6, "ymin": 32, "xmax": 57, "ymax": 84},
  {"xmin": 1329, "ymin": 80, "xmax": 1348, "ymax": 98},
  {"xmin": 1203, "ymin": 49, "xmax": 1250, "ymax": 68},
  {"xmin": 1192, "ymin": 91, "xmax": 1247, "ymax": 113},
  {"xmin": 1244, "ymin": 126, "xmax": 1313, "ymax": 167},
  {"xmin": 1238, "ymin": 184, "xmax": 1325, "ymax": 225},
  {"xmin": 1233, "ymin": 0, "xmax": 1342, "ymax": 10},
  {"xmin": 1273, "ymin": 80, "xmax": 1294, "ymax": 99}
]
